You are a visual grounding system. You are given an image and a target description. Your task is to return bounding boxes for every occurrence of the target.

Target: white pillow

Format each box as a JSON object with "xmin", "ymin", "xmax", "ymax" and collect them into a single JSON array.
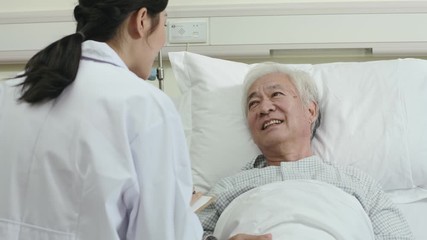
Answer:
[
  {"xmin": 170, "ymin": 52, "xmax": 260, "ymax": 192},
  {"xmin": 169, "ymin": 51, "xmax": 427, "ymax": 199}
]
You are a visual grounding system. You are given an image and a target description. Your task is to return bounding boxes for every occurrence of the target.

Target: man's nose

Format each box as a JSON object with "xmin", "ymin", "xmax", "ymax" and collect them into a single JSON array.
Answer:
[{"xmin": 259, "ymin": 99, "xmax": 276, "ymax": 115}]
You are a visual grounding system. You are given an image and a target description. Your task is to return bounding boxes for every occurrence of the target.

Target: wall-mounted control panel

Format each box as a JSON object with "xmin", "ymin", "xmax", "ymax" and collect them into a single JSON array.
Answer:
[{"xmin": 167, "ymin": 18, "xmax": 208, "ymax": 44}]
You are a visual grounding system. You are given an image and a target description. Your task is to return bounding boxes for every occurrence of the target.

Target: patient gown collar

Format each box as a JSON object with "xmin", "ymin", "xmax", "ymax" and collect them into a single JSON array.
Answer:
[{"xmin": 248, "ymin": 154, "xmax": 321, "ymax": 169}]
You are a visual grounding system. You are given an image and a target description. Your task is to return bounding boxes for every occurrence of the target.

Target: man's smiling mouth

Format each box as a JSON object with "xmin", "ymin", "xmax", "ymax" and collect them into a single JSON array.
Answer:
[{"xmin": 262, "ymin": 119, "xmax": 284, "ymax": 130}]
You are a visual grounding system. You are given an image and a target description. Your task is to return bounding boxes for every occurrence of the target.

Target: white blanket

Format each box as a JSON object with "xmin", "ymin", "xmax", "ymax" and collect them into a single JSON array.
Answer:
[{"xmin": 213, "ymin": 180, "xmax": 375, "ymax": 240}]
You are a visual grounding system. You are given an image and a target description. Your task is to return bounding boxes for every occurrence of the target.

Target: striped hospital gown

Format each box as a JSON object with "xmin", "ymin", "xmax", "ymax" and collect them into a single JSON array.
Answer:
[{"xmin": 198, "ymin": 155, "xmax": 414, "ymax": 240}]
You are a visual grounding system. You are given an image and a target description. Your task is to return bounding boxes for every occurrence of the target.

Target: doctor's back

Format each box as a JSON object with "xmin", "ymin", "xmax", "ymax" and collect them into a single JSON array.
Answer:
[{"xmin": 0, "ymin": 0, "xmax": 203, "ymax": 239}]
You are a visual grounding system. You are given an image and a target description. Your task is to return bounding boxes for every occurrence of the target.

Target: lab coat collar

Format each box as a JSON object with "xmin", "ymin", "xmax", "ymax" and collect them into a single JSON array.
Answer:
[{"xmin": 81, "ymin": 40, "xmax": 129, "ymax": 70}]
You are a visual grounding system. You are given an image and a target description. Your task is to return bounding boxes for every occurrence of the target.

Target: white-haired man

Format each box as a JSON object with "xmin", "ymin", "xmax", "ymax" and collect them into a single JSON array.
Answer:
[{"xmin": 198, "ymin": 62, "xmax": 413, "ymax": 240}]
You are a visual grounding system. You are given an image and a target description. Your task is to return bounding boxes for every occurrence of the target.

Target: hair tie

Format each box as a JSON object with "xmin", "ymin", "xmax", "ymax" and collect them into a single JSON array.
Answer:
[{"xmin": 77, "ymin": 31, "xmax": 86, "ymax": 41}]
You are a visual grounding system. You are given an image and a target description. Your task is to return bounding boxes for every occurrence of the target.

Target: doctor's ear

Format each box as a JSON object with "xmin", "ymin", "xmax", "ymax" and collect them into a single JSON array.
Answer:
[{"xmin": 130, "ymin": 7, "xmax": 149, "ymax": 38}]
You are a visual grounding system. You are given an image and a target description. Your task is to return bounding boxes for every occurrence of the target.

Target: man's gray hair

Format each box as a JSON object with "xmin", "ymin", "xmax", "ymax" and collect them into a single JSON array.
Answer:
[{"xmin": 241, "ymin": 62, "xmax": 321, "ymax": 138}]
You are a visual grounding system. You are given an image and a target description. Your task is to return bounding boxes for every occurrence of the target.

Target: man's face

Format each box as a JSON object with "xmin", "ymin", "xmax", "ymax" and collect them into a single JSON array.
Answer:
[{"xmin": 246, "ymin": 72, "xmax": 313, "ymax": 150}]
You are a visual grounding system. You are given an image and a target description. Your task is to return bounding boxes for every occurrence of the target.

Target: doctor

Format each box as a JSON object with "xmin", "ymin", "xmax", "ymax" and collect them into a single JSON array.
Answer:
[{"xmin": 0, "ymin": 0, "xmax": 202, "ymax": 239}]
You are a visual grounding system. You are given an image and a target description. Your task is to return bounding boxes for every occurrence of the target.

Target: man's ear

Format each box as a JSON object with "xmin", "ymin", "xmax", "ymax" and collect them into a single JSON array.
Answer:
[
  {"xmin": 307, "ymin": 100, "xmax": 318, "ymax": 124},
  {"xmin": 131, "ymin": 7, "xmax": 149, "ymax": 38}
]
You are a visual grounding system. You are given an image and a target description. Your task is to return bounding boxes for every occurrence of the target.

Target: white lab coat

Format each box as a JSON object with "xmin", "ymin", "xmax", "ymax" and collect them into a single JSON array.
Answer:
[{"xmin": 0, "ymin": 41, "xmax": 203, "ymax": 240}]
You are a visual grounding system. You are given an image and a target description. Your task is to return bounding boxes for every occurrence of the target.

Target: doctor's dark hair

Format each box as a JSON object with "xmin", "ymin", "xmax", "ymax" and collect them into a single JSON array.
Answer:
[{"xmin": 16, "ymin": 0, "xmax": 168, "ymax": 104}]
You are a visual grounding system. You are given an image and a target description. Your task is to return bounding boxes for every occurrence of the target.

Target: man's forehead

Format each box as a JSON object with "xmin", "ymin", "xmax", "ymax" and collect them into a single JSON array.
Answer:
[
  {"xmin": 249, "ymin": 76, "xmax": 291, "ymax": 92},
  {"xmin": 255, "ymin": 73, "xmax": 290, "ymax": 86}
]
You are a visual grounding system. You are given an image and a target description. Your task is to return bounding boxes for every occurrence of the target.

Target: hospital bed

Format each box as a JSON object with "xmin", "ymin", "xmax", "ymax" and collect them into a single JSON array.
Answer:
[
  {"xmin": 168, "ymin": 51, "xmax": 427, "ymax": 239},
  {"xmin": 158, "ymin": 2, "xmax": 427, "ymax": 238}
]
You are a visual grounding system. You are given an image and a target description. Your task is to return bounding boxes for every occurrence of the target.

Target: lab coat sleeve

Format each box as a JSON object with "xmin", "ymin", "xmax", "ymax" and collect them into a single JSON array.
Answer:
[{"xmin": 125, "ymin": 99, "xmax": 203, "ymax": 240}]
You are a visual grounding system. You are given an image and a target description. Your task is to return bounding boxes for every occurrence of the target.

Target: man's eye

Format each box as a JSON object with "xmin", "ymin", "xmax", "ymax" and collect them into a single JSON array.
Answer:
[
  {"xmin": 272, "ymin": 92, "xmax": 284, "ymax": 97},
  {"xmin": 248, "ymin": 101, "xmax": 258, "ymax": 109}
]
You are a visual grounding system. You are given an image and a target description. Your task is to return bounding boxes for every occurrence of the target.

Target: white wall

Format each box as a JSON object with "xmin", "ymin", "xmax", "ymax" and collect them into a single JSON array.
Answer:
[
  {"xmin": 1, "ymin": 0, "xmax": 421, "ymax": 12},
  {"xmin": 2, "ymin": 0, "xmax": 427, "ymax": 100},
  {"xmin": 169, "ymin": 0, "xmax": 425, "ymax": 6},
  {"xmin": 0, "ymin": 0, "xmax": 76, "ymax": 12},
  {"xmin": 0, "ymin": 65, "xmax": 22, "ymax": 80}
]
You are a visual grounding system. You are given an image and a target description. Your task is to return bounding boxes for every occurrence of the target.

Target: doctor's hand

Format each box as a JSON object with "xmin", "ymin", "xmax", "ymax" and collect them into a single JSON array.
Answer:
[
  {"xmin": 229, "ymin": 233, "xmax": 272, "ymax": 240},
  {"xmin": 190, "ymin": 190, "xmax": 203, "ymax": 205}
]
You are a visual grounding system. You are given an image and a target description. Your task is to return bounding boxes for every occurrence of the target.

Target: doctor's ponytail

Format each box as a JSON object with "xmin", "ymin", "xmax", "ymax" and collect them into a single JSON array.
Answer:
[
  {"xmin": 16, "ymin": 33, "xmax": 84, "ymax": 104},
  {"xmin": 17, "ymin": 0, "xmax": 168, "ymax": 104}
]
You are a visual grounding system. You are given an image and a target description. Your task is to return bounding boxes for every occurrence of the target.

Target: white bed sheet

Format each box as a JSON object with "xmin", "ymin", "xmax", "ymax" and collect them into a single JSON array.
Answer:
[
  {"xmin": 214, "ymin": 180, "xmax": 375, "ymax": 240},
  {"xmin": 396, "ymin": 199, "xmax": 427, "ymax": 240}
]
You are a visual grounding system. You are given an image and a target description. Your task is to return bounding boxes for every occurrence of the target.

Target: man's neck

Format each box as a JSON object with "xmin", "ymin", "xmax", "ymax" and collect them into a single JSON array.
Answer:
[{"xmin": 263, "ymin": 143, "xmax": 313, "ymax": 166}]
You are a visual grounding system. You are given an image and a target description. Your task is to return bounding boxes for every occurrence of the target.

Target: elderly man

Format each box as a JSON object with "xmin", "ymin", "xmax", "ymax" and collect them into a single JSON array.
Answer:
[{"xmin": 198, "ymin": 62, "xmax": 413, "ymax": 240}]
